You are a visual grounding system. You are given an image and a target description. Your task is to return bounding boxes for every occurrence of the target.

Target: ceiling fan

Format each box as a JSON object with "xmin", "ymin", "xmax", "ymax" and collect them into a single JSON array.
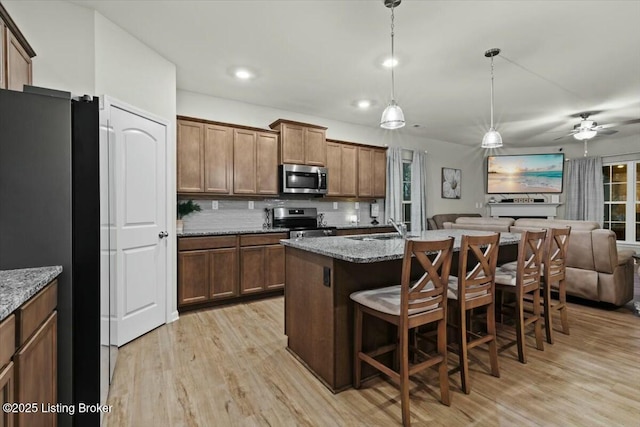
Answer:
[{"xmin": 553, "ymin": 112, "xmax": 640, "ymax": 141}]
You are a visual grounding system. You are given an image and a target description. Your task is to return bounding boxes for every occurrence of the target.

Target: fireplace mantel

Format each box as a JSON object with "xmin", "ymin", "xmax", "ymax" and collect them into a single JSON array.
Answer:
[{"xmin": 488, "ymin": 202, "xmax": 561, "ymax": 219}]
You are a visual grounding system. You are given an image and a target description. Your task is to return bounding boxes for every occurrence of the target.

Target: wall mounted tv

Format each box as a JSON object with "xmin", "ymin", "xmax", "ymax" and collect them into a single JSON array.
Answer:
[{"xmin": 486, "ymin": 153, "xmax": 564, "ymax": 194}]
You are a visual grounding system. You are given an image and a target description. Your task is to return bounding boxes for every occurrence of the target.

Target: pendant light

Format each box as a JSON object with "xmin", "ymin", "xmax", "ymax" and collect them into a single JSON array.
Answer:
[
  {"xmin": 481, "ymin": 48, "xmax": 503, "ymax": 148},
  {"xmin": 380, "ymin": 0, "xmax": 405, "ymax": 129}
]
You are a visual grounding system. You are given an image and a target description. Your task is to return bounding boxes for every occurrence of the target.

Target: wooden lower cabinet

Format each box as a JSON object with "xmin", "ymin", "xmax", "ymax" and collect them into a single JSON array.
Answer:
[
  {"xmin": 15, "ymin": 312, "xmax": 57, "ymax": 427},
  {"xmin": 0, "ymin": 361, "xmax": 14, "ymax": 427},
  {"xmin": 178, "ymin": 233, "xmax": 286, "ymax": 310}
]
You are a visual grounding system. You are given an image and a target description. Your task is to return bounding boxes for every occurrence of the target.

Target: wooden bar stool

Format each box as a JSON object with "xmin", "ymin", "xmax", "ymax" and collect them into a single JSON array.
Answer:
[
  {"xmin": 447, "ymin": 233, "xmax": 501, "ymax": 395},
  {"xmin": 350, "ymin": 237, "xmax": 454, "ymax": 427},
  {"xmin": 541, "ymin": 227, "xmax": 571, "ymax": 343},
  {"xmin": 495, "ymin": 230, "xmax": 546, "ymax": 363}
]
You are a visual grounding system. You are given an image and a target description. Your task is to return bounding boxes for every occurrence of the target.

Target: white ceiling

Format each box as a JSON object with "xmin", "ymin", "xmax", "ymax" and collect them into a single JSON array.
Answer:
[{"xmin": 71, "ymin": 0, "xmax": 640, "ymax": 148}]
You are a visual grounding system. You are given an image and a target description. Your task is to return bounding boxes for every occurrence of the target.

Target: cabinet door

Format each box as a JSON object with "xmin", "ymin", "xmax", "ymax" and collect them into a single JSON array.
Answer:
[
  {"xmin": 256, "ymin": 132, "xmax": 278, "ymax": 195},
  {"xmin": 326, "ymin": 142, "xmax": 341, "ymax": 196},
  {"xmin": 178, "ymin": 250, "xmax": 210, "ymax": 306},
  {"xmin": 6, "ymin": 31, "xmax": 32, "ymax": 91},
  {"xmin": 0, "ymin": 361, "xmax": 14, "ymax": 427},
  {"xmin": 265, "ymin": 245, "xmax": 285, "ymax": 290},
  {"xmin": 373, "ymin": 149, "xmax": 387, "ymax": 198},
  {"xmin": 210, "ymin": 248, "xmax": 238, "ymax": 300},
  {"xmin": 177, "ymin": 120, "xmax": 204, "ymax": 192},
  {"xmin": 304, "ymin": 127, "xmax": 326, "ymax": 166},
  {"xmin": 358, "ymin": 147, "xmax": 373, "ymax": 197},
  {"xmin": 0, "ymin": 21, "xmax": 5, "ymax": 89},
  {"xmin": 281, "ymin": 123, "xmax": 305, "ymax": 164},
  {"xmin": 341, "ymin": 145, "xmax": 358, "ymax": 197},
  {"xmin": 15, "ymin": 312, "xmax": 56, "ymax": 427},
  {"xmin": 240, "ymin": 247, "xmax": 265, "ymax": 294},
  {"xmin": 233, "ymin": 129, "xmax": 257, "ymax": 194},
  {"xmin": 204, "ymin": 124, "xmax": 233, "ymax": 193}
]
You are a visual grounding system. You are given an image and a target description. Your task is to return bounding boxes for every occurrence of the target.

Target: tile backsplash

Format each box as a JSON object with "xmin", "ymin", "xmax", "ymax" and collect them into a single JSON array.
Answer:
[{"xmin": 179, "ymin": 198, "xmax": 386, "ymax": 232}]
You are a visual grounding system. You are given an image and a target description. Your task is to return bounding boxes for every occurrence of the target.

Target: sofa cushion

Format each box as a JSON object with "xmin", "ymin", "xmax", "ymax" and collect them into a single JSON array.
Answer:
[
  {"xmin": 445, "ymin": 217, "xmax": 514, "ymax": 232},
  {"xmin": 513, "ymin": 218, "xmax": 599, "ymax": 231},
  {"xmin": 429, "ymin": 213, "xmax": 481, "ymax": 230}
]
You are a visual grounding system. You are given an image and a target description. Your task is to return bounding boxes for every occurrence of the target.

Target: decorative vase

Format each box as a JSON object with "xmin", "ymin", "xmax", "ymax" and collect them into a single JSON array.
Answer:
[{"xmin": 176, "ymin": 219, "xmax": 184, "ymax": 234}]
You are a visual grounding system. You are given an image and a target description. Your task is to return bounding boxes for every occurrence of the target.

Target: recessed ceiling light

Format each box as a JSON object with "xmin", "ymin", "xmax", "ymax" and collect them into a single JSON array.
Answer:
[
  {"xmin": 357, "ymin": 100, "xmax": 372, "ymax": 109},
  {"xmin": 234, "ymin": 69, "xmax": 254, "ymax": 80},
  {"xmin": 382, "ymin": 58, "xmax": 398, "ymax": 68}
]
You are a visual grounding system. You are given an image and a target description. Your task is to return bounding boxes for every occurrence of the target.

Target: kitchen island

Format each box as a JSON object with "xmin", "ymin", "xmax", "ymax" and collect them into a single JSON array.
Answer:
[{"xmin": 281, "ymin": 230, "xmax": 520, "ymax": 392}]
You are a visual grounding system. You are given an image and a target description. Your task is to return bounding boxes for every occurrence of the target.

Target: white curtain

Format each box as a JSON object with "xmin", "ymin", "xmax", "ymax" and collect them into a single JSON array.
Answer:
[
  {"xmin": 565, "ymin": 156, "xmax": 604, "ymax": 225},
  {"xmin": 410, "ymin": 151, "xmax": 428, "ymax": 232},
  {"xmin": 385, "ymin": 147, "xmax": 403, "ymax": 224}
]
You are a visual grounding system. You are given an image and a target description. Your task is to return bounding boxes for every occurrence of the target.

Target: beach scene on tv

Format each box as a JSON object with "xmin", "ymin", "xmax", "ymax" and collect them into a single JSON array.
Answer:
[{"xmin": 487, "ymin": 154, "xmax": 564, "ymax": 193}]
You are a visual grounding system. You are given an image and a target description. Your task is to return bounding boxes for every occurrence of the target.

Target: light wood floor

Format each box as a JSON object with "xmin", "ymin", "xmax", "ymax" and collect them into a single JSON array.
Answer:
[{"xmin": 103, "ymin": 292, "xmax": 640, "ymax": 427}]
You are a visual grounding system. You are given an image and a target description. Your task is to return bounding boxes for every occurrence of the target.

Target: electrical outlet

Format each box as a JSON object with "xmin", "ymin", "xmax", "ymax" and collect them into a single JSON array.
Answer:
[
  {"xmin": 333, "ymin": 202, "xmax": 338, "ymax": 210},
  {"xmin": 212, "ymin": 200, "xmax": 218, "ymax": 210},
  {"xmin": 355, "ymin": 202, "xmax": 359, "ymax": 210},
  {"xmin": 248, "ymin": 201, "xmax": 254, "ymax": 209}
]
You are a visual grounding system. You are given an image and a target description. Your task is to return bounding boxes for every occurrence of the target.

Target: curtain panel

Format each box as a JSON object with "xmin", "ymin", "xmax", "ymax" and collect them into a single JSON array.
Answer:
[
  {"xmin": 565, "ymin": 156, "xmax": 604, "ymax": 225},
  {"xmin": 410, "ymin": 151, "xmax": 428, "ymax": 232},
  {"xmin": 385, "ymin": 147, "xmax": 404, "ymax": 224}
]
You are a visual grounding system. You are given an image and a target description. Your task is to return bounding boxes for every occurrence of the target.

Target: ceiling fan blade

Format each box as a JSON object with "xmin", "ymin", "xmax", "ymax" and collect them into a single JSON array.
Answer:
[
  {"xmin": 553, "ymin": 133, "xmax": 574, "ymax": 141},
  {"xmin": 598, "ymin": 129, "xmax": 618, "ymax": 135},
  {"xmin": 596, "ymin": 118, "xmax": 640, "ymax": 129}
]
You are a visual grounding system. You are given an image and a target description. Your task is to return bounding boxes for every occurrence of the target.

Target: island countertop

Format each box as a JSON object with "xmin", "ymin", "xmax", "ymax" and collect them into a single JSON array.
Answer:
[
  {"xmin": 0, "ymin": 266, "xmax": 63, "ymax": 321},
  {"xmin": 280, "ymin": 229, "xmax": 521, "ymax": 263}
]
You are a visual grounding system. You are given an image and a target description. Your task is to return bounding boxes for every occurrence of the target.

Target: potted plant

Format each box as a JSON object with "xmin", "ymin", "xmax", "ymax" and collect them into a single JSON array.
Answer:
[{"xmin": 177, "ymin": 200, "xmax": 201, "ymax": 233}]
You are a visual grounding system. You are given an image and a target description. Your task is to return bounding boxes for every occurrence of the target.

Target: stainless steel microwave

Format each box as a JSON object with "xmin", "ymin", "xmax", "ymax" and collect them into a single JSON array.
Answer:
[{"xmin": 279, "ymin": 164, "xmax": 328, "ymax": 195}]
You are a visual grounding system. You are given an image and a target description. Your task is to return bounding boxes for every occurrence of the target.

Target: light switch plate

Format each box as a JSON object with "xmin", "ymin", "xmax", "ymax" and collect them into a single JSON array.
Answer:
[
  {"xmin": 248, "ymin": 201, "xmax": 254, "ymax": 209},
  {"xmin": 212, "ymin": 201, "xmax": 218, "ymax": 210},
  {"xmin": 333, "ymin": 202, "xmax": 338, "ymax": 209}
]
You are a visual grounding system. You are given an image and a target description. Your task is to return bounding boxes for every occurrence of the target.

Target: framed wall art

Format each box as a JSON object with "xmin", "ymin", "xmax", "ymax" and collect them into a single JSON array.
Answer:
[{"xmin": 442, "ymin": 167, "xmax": 461, "ymax": 199}]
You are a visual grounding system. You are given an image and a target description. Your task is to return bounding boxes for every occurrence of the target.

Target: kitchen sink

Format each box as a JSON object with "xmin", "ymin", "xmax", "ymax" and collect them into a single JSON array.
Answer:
[{"xmin": 347, "ymin": 234, "xmax": 418, "ymax": 241}]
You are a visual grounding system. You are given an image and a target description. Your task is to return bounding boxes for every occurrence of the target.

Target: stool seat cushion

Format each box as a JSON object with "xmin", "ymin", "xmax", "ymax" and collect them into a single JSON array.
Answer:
[{"xmin": 351, "ymin": 283, "xmax": 439, "ymax": 316}]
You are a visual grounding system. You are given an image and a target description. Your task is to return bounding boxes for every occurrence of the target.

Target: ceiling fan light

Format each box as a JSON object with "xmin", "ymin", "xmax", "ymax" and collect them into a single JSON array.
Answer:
[
  {"xmin": 481, "ymin": 127, "xmax": 503, "ymax": 148},
  {"xmin": 573, "ymin": 129, "xmax": 597, "ymax": 140},
  {"xmin": 380, "ymin": 100, "xmax": 406, "ymax": 129}
]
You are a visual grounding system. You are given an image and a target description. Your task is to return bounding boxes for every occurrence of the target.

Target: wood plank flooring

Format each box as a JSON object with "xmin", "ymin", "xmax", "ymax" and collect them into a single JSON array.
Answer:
[{"xmin": 104, "ymin": 289, "xmax": 640, "ymax": 427}]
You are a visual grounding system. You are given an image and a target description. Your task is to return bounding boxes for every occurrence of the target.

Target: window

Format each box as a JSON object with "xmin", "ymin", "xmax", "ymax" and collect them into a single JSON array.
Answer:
[
  {"xmin": 602, "ymin": 160, "xmax": 640, "ymax": 242},
  {"xmin": 402, "ymin": 160, "xmax": 412, "ymax": 231}
]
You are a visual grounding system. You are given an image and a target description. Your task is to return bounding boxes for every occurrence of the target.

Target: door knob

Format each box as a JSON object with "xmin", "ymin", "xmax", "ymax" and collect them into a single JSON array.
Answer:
[{"xmin": 159, "ymin": 231, "xmax": 169, "ymax": 238}]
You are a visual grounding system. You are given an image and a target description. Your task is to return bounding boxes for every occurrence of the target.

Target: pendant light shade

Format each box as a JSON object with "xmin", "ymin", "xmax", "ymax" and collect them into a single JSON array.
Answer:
[
  {"xmin": 481, "ymin": 48, "xmax": 502, "ymax": 148},
  {"xmin": 380, "ymin": 0, "xmax": 405, "ymax": 129},
  {"xmin": 380, "ymin": 100, "xmax": 405, "ymax": 129}
]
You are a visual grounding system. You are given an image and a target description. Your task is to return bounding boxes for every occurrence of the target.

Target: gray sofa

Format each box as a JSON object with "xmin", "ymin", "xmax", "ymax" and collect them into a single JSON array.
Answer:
[{"xmin": 442, "ymin": 217, "xmax": 635, "ymax": 306}]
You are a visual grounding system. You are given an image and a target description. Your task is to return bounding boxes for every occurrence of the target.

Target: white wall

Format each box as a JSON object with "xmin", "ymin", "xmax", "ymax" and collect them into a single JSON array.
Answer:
[
  {"xmin": 178, "ymin": 89, "xmax": 483, "ymax": 217},
  {"xmin": 3, "ymin": 0, "xmax": 95, "ymax": 95}
]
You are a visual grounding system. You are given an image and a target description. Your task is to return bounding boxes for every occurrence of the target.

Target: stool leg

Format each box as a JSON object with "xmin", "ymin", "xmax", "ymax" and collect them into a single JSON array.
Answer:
[
  {"xmin": 458, "ymin": 306, "xmax": 470, "ymax": 394},
  {"xmin": 558, "ymin": 278, "xmax": 570, "ymax": 335},
  {"xmin": 543, "ymin": 281, "xmax": 554, "ymax": 344},
  {"xmin": 399, "ymin": 323, "xmax": 410, "ymax": 426},
  {"xmin": 437, "ymin": 317, "xmax": 451, "ymax": 406},
  {"xmin": 515, "ymin": 295, "xmax": 527, "ymax": 364},
  {"xmin": 486, "ymin": 301, "xmax": 500, "ymax": 378},
  {"xmin": 532, "ymin": 286, "xmax": 544, "ymax": 351}
]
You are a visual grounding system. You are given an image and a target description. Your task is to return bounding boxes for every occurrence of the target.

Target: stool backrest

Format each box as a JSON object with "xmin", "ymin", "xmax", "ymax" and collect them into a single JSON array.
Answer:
[
  {"xmin": 545, "ymin": 227, "xmax": 571, "ymax": 281},
  {"xmin": 517, "ymin": 230, "xmax": 547, "ymax": 289},
  {"xmin": 457, "ymin": 233, "xmax": 500, "ymax": 305}
]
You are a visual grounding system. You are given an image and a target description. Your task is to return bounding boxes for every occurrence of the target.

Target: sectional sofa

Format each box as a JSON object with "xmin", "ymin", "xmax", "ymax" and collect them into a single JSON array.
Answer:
[{"xmin": 441, "ymin": 216, "xmax": 635, "ymax": 306}]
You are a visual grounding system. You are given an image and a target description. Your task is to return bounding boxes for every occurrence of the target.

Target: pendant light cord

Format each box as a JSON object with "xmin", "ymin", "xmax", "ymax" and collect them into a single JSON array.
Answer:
[
  {"xmin": 490, "ymin": 55, "xmax": 495, "ymax": 129},
  {"xmin": 390, "ymin": 5, "xmax": 396, "ymax": 101}
]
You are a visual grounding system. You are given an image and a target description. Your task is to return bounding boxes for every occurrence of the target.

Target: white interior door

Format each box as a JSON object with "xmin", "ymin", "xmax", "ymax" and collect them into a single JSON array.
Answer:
[{"xmin": 110, "ymin": 103, "xmax": 167, "ymax": 346}]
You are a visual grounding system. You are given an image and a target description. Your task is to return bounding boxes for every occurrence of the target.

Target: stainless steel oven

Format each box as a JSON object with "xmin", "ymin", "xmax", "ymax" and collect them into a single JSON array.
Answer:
[
  {"xmin": 272, "ymin": 207, "xmax": 336, "ymax": 238},
  {"xmin": 279, "ymin": 164, "xmax": 328, "ymax": 195}
]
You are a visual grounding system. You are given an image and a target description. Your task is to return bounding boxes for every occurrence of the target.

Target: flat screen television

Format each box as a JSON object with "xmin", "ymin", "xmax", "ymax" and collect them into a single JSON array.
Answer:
[{"xmin": 486, "ymin": 153, "xmax": 564, "ymax": 194}]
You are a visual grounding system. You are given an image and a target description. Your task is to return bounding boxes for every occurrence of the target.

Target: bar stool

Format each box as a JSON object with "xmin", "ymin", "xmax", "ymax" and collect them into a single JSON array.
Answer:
[
  {"xmin": 541, "ymin": 227, "xmax": 571, "ymax": 343},
  {"xmin": 447, "ymin": 233, "xmax": 501, "ymax": 395},
  {"xmin": 351, "ymin": 237, "xmax": 454, "ymax": 427},
  {"xmin": 495, "ymin": 230, "xmax": 546, "ymax": 363}
]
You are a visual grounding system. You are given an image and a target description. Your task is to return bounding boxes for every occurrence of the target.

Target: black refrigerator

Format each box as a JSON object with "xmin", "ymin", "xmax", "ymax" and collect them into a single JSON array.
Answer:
[{"xmin": 0, "ymin": 87, "xmax": 100, "ymax": 427}]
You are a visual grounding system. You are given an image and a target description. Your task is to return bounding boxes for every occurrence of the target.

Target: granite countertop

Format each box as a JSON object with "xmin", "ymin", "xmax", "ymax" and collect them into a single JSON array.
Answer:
[
  {"xmin": 177, "ymin": 224, "xmax": 391, "ymax": 237},
  {"xmin": 0, "ymin": 266, "xmax": 63, "ymax": 321},
  {"xmin": 280, "ymin": 229, "xmax": 521, "ymax": 264}
]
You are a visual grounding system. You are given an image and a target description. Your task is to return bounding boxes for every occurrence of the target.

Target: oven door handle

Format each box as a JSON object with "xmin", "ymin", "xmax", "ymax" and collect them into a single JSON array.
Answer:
[{"xmin": 317, "ymin": 170, "xmax": 323, "ymax": 190}]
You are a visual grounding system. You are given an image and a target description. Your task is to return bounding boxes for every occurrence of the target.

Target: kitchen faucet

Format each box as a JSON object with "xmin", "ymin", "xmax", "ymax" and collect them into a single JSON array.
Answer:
[{"xmin": 387, "ymin": 218, "xmax": 407, "ymax": 238}]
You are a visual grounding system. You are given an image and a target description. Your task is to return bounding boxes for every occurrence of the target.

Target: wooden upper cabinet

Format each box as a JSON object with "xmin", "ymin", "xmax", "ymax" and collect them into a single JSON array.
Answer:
[
  {"xmin": 327, "ymin": 140, "xmax": 357, "ymax": 197},
  {"xmin": 372, "ymin": 148, "xmax": 387, "ymax": 198},
  {"xmin": 233, "ymin": 129, "xmax": 257, "ymax": 194},
  {"xmin": 205, "ymin": 124, "xmax": 233, "ymax": 193},
  {"xmin": 270, "ymin": 119, "xmax": 327, "ymax": 166},
  {"xmin": 0, "ymin": 4, "xmax": 36, "ymax": 91},
  {"xmin": 177, "ymin": 120, "xmax": 204, "ymax": 192},
  {"xmin": 304, "ymin": 127, "xmax": 327, "ymax": 166},
  {"xmin": 256, "ymin": 132, "xmax": 278, "ymax": 195},
  {"xmin": 358, "ymin": 147, "xmax": 373, "ymax": 197}
]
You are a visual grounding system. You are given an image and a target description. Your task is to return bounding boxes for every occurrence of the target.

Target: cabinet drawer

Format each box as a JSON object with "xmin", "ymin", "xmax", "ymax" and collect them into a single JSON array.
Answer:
[
  {"xmin": 0, "ymin": 314, "xmax": 15, "ymax": 368},
  {"xmin": 179, "ymin": 235, "xmax": 237, "ymax": 251},
  {"xmin": 16, "ymin": 280, "xmax": 57, "ymax": 347},
  {"xmin": 240, "ymin": 233, "xmax": 288, "ymax": 247}
]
